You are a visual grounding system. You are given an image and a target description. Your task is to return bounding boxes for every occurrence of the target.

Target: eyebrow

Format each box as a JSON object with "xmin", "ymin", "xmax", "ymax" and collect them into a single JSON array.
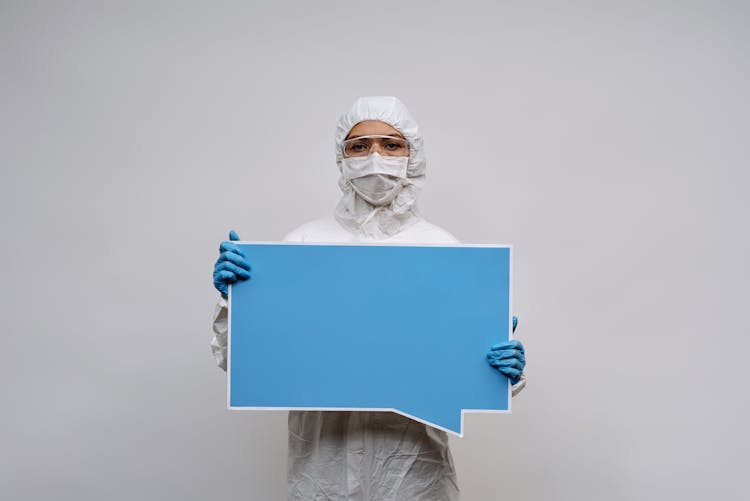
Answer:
[{"xmin": 345, "ymin": 133, "xmax": 406, "ymax": 140}]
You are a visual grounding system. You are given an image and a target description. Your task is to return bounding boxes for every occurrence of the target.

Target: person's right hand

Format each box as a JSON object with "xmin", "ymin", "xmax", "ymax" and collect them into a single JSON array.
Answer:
[{"xmin": 213, "ymin": 230, "xmax": 251, "ymax": 297}]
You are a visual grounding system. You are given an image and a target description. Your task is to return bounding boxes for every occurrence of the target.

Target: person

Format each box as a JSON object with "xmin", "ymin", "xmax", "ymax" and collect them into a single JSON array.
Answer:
[{"xmin": 210, "ymin": 96, "xmax": 527, "ymax": 500}]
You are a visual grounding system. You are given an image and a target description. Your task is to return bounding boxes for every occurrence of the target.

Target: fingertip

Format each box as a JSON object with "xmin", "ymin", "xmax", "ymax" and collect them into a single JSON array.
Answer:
[{"xmin": 229, "ymin": 230, "xmax": 240, "ymax": 241}]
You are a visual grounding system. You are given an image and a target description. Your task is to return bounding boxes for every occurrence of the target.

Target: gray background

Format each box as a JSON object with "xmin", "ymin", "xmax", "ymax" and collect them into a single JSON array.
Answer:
[{"xmin": 1, "ymin": 1, "xmax": 748, "ymax": 499}]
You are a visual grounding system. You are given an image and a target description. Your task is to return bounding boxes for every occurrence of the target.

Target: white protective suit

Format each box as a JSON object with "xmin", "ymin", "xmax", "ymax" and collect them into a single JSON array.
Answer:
[{"xmin": 211, "ymin": 96, "xmax": 525, "ymax": 500}]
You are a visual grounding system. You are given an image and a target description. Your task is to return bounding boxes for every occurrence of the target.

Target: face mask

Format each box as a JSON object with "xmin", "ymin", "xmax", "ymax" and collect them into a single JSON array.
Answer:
[
  {"xmin": 341, "ymin": 153, "xmax": 409, "ymax": 206},
  {"xmin": 350, "ymin": 174, "xmax": 404, "ymax": 206},
  {"xmin": 341, "ymin": 153, "xmax": 408, "ymax": 181}
]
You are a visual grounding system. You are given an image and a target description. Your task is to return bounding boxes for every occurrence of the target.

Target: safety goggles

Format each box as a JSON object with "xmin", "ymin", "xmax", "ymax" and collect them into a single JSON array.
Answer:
[{"xmin": 342, "ymin": 135, "xmax": 410, "ymax": 158}]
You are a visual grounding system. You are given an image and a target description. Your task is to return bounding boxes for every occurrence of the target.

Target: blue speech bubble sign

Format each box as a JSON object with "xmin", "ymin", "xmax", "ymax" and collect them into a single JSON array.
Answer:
[{"xmin": 228, "ymin": 243, "xmax": 511, "ymax": 437}]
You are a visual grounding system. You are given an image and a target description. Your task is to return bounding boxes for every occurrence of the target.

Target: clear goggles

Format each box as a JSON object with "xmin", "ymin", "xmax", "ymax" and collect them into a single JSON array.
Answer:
[{"xmin": 341, "ymin": 135, "xmax": 410, "ymax": 158}]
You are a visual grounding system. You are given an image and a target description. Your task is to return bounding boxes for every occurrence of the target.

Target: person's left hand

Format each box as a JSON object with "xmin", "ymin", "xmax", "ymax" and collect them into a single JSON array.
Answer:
[{"xmin": 486, "ymin": 315, "xmax": 526, "ymax": 385}]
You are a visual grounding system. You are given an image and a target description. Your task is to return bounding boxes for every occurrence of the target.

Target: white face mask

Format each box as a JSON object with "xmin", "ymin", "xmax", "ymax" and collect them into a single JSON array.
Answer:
[
  {"xmin": 350, "ymin": 174, "xmax": 404, "ymax": 206},
  {"xmin": 341, "ymin": 153, "xmax": 408, "ymax": 181},
  {"xmin": 341, "ymin": 153, "xmax": 409, "ymax": 206}
]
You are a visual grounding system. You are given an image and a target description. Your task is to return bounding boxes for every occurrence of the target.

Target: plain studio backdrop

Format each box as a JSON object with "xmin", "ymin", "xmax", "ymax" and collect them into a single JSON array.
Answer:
[{"xmin": 1, "ymin": 1, "xmax": 748, "ymax": 500}]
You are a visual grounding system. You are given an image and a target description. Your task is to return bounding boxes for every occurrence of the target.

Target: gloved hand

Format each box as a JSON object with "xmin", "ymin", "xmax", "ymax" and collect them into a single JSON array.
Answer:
[
  {"xmin": 486, "ymin": 315, "xmax": 526, "ymax": 385},
  {"xmin": 213, "ymin": 230, "xmax": 251, "ymax": 297}
]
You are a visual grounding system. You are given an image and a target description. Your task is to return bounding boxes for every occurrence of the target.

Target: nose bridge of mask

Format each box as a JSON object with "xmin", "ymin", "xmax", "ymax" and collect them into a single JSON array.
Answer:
[{"xmin": 341, "ymin": 153, "xmax": 408, "ymax": 181}]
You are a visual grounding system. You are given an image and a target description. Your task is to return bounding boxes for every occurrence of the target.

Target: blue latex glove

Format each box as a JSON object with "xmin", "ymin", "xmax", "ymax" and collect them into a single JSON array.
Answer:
[
  {"xmin": 213, "ymin": 230, "xmax": 251, "ymax": 297},
  {"xmin": 486, "ymin": 315, "xmax": 526, "ymax": 385}
]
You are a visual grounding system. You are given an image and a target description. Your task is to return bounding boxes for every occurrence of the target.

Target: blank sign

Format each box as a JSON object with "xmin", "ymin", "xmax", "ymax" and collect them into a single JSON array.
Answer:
[{"xmin": 228, "ymin": 242, "xmax": 512, "ymax": 436}]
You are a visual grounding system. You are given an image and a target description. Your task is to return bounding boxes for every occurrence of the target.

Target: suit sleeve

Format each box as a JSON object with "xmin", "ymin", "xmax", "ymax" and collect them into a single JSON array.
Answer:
[
  {"xmin": 511, "ymin": 374, "xmax": 526, "ymax": 397},
  {"xmin": 210, "ymin": 296, "xmax": 228, "ymax": 372}
]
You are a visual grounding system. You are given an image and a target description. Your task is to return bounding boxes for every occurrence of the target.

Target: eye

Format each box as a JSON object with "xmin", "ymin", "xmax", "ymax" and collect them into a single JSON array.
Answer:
[
  {"xmin": 382, "ymin": 138, "xmax": 407, "ymax": 154},
  {"xmin": 344, "ymin": 139, "xmax": 372, "ymax": 156}
]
